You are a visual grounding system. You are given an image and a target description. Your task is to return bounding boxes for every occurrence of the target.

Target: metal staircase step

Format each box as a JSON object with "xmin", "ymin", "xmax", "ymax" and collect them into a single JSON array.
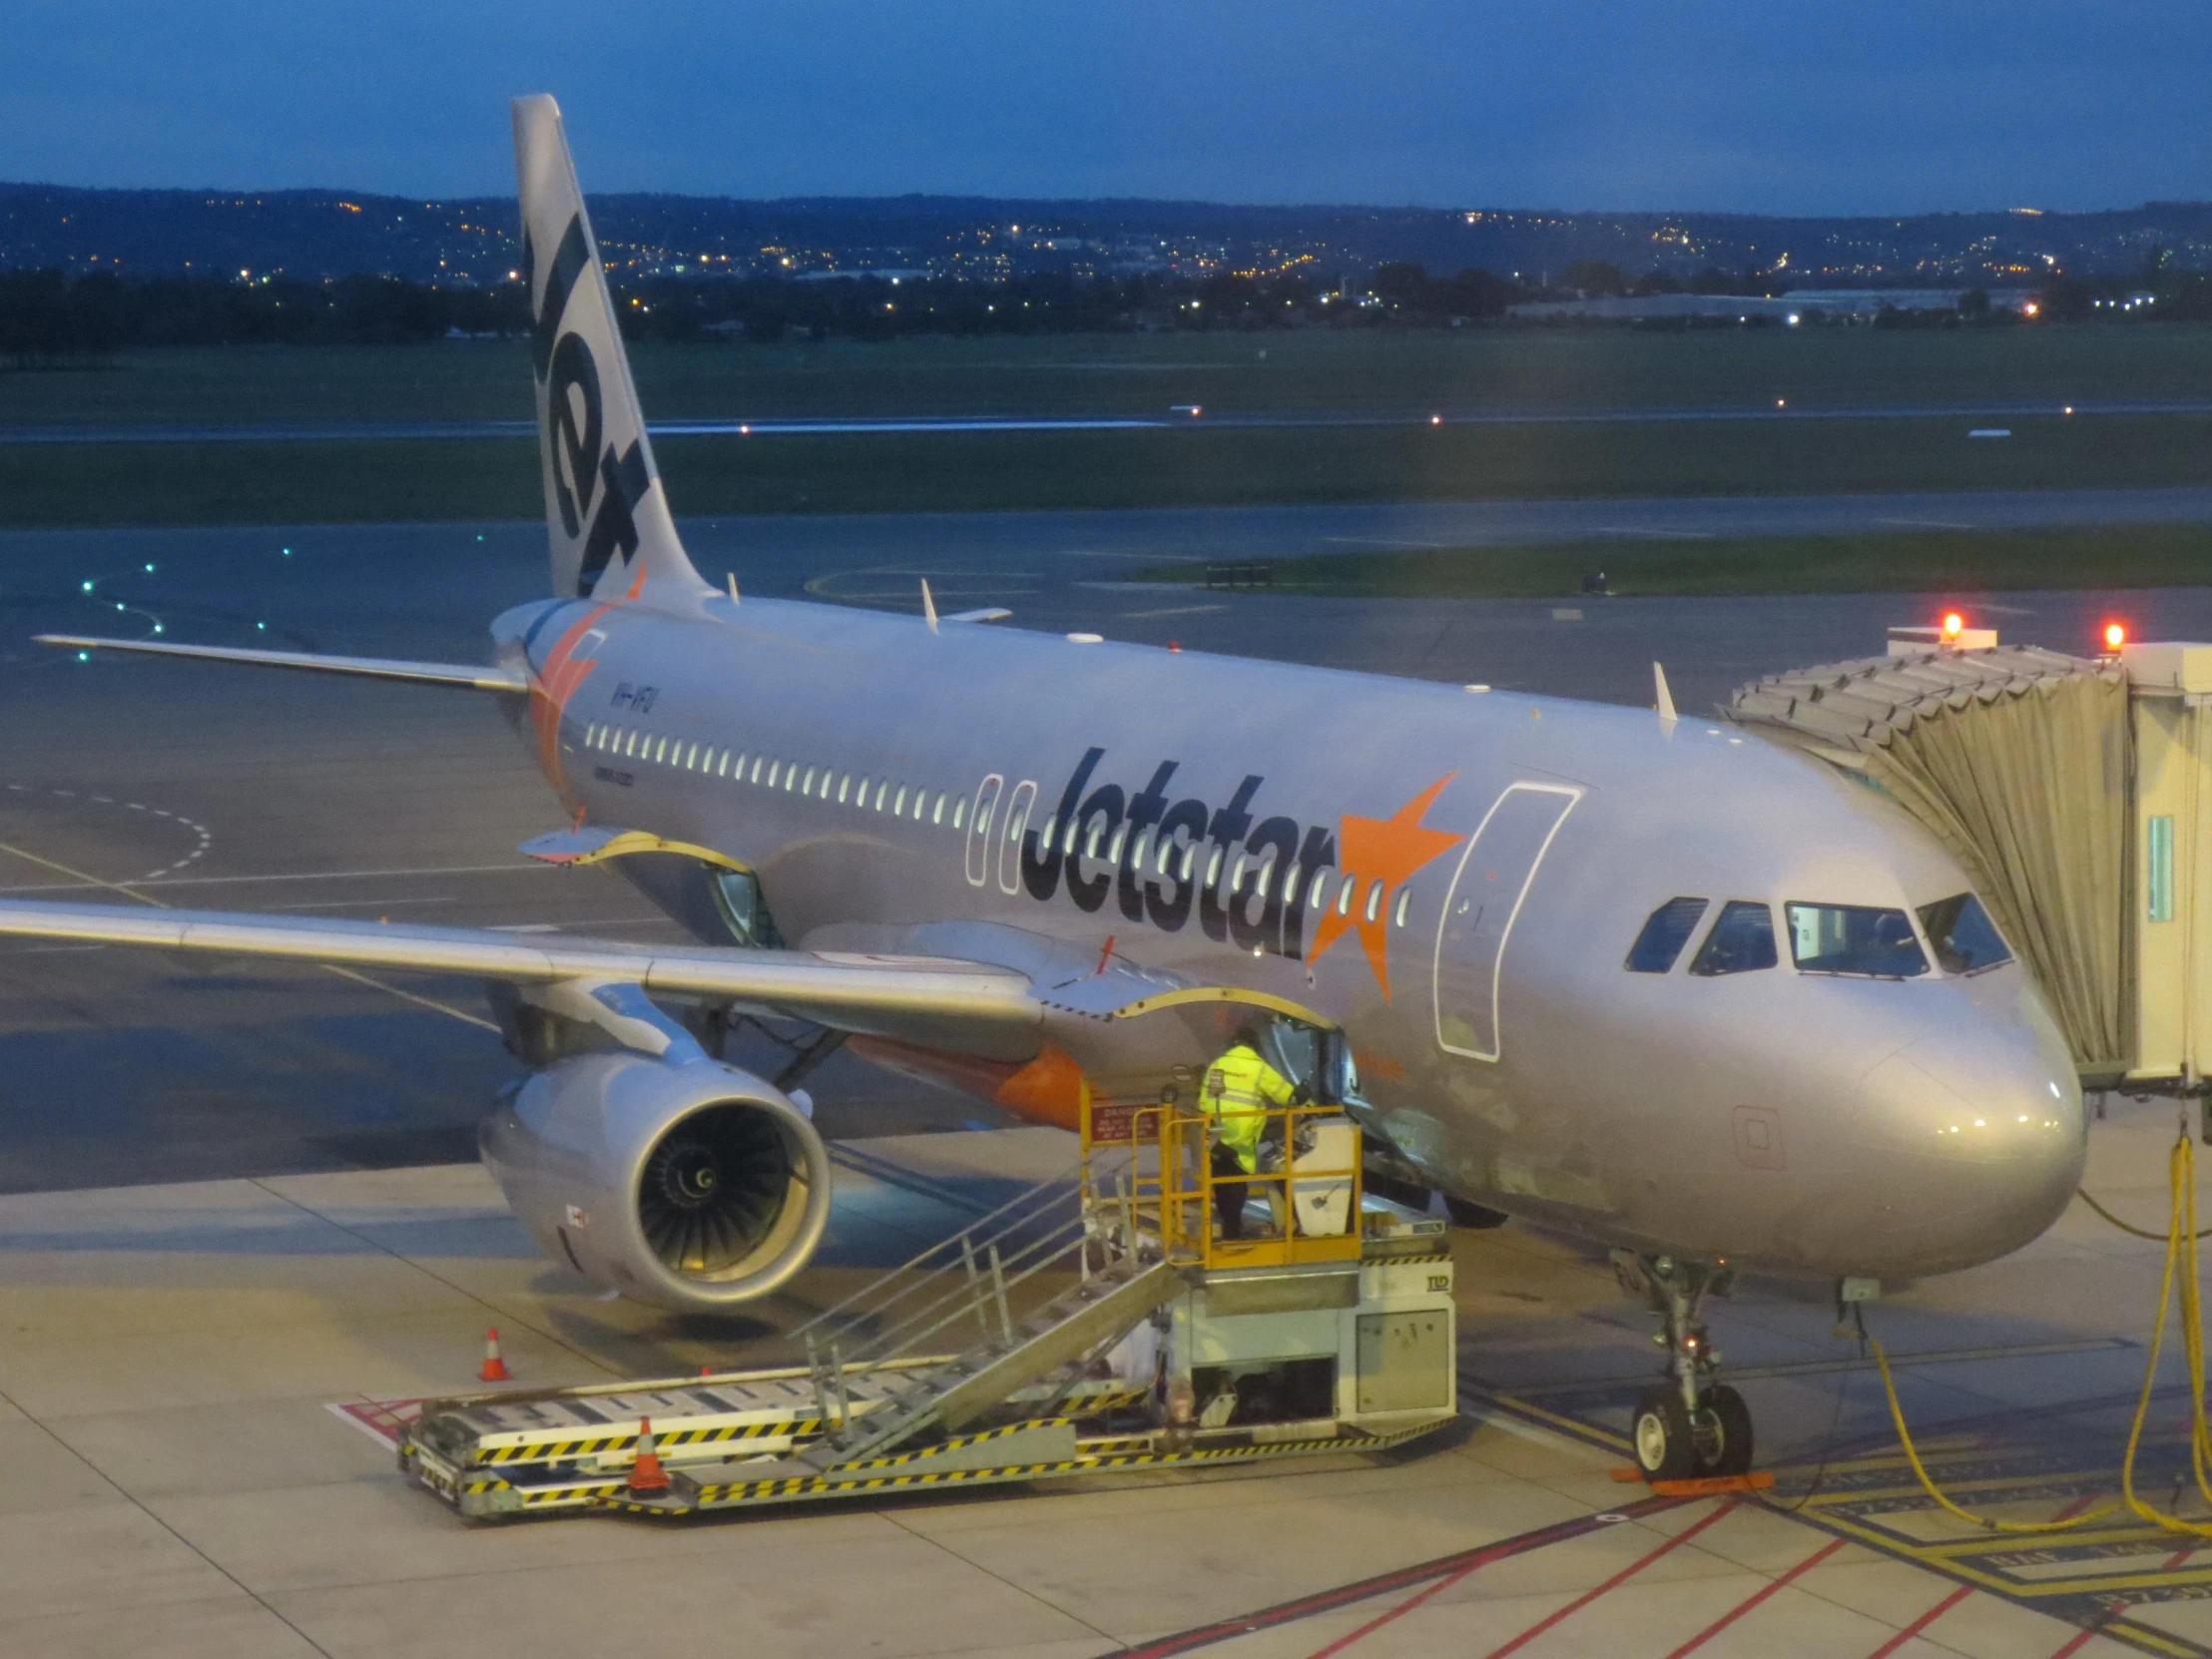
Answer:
[{"xmin": 795, "ymin": 1259, "xmax": 1182, "ymax": 1472}]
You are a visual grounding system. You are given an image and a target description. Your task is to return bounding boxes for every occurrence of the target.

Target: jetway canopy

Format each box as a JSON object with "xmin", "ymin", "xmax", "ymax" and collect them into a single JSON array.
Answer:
[{"xmin": 1731, "ymin": 646, "xmax": 2133, "ymax": 1080}]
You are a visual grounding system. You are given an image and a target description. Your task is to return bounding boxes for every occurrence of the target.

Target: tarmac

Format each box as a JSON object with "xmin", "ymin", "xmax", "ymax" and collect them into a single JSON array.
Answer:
[{"xmin": 0, "ymin": 511, "xmax": 2209, "ymax": 1655}]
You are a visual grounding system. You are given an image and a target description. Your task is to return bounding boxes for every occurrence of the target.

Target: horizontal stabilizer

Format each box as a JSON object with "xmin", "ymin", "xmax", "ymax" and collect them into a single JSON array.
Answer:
[
  {"xmin": 943, "ymin": 608, "xmax": 1013, "ymax": 624},
  {"xmin": 38, "ymin": 635, "xmax": 527, "ymax": 693}
]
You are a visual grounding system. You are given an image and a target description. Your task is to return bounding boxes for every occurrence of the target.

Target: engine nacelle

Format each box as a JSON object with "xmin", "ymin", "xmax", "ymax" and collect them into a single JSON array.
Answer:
[{"xmin": 480, "ymin": 1052, "xmax": 831, "ymax": 1312}]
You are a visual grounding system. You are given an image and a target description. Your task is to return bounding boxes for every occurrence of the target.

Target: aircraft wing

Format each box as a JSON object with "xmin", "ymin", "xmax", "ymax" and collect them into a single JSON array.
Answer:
[
  {"xmin": 0, "ymin": 900, "xmax": 1039, "ymax": 1054},
  {"xmin": 36, "ymin": 635, "xmax": 528, "ymax": 694}
]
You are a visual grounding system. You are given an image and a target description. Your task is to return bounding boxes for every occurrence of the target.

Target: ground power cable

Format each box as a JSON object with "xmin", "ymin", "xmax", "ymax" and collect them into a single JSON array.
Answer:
[{"xmin": 1872, "ymin": 1121, "xmax": 2212, "ymax": 1535}]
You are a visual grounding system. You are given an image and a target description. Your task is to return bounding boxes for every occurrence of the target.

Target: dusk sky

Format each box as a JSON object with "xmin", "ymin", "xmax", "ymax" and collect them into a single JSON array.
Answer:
[{"xmin": 8, "ymin": 0, "xmax": 2208, "ymax": 215}]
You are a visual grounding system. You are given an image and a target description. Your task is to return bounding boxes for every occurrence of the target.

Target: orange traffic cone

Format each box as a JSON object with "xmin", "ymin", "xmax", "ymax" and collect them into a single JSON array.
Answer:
[
  {"xmin": 629, "ymin": 1417, "xmax": 672, "ymax": 1494},
  {"xmin": 477, "ymin": 1327, "xmax": 511, "ymax": 1383}
]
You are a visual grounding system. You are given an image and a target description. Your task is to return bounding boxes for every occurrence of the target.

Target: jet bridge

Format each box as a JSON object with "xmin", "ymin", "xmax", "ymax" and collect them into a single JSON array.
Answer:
[
  {"xmin": 399, "ymin": 1084, "xmax": 1457, "ymax": 1520},
  {"xmin": 1730, "ymin": 638, "xmax": 2212, "ymax": 1092}
]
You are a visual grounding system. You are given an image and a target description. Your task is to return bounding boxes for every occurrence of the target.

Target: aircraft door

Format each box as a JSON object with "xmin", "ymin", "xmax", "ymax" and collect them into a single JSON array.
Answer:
[
  {"xmin": 965, "ymin": 774, "xmax": 1003, "ymax": 887},
  {"xmin": 997, "ymin": 780, "xmax": 1037, "ymax": 894},
  {"xmin": 1432, "ymin": 784, "xmax": 1580, "ymax": 1061}
]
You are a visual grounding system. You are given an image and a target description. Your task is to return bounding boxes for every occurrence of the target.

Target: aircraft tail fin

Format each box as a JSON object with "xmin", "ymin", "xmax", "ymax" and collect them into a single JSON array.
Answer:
[{"xmin": 512, "ymin": 95, "xmax": 708, "ymax": 605}]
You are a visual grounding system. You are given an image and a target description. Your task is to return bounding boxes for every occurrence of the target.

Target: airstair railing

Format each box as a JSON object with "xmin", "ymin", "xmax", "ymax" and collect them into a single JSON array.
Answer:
[{"xmin": 781, "ymin": 1143, "xmax": 1153, "ymax": 1379}]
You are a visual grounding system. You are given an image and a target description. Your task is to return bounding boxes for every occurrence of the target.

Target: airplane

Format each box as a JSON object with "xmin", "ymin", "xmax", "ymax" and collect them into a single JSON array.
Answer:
[{"xmin": 0, "ymin": 96, "xmax": 2084, "ymax": 1484}]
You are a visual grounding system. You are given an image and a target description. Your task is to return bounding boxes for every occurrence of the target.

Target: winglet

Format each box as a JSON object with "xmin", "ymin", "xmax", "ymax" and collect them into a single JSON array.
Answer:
[
  {"xmin": 921, "ymin": 578, "xmax": 939, "ymax": 635},
  {"xmin": 726, "ymin": 571, "xmax": 740, "ymax": 605},
  {"xmin": 1653, "ymin": 662, "xmax": 1678, "ymax": 723}
]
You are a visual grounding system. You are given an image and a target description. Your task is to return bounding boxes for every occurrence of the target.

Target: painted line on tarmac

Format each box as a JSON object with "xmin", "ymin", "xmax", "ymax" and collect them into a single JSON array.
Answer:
[
  {"xmin": 1106, "ymin": 1492, "xmax": 1693, "ymax": 1658},
  {"xmin": 1658, "ymin": 1535, "xmax": 1848, "ymax": 1658},
  {"xmin": 1863, "ymin": 1584, "xmax": 1974, "ymax": 1659},
  {"xmin": 1475, "ymin": 1501, "xmax": 1741, "ymax": 1659}
]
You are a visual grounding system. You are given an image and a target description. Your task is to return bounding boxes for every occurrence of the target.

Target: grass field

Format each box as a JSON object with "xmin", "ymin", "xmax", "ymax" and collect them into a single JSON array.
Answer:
[
  {"xmin": 4, "ymin": 325, "xmax": 2211, "ymax": 429},
  {"xmin": 1131, "ymin": 523, "xmax": 2212, "ymax": 598},
  {"xmin": 1, "ymin": 411, "xmax": 2206, "ymax": 529},
  {"xmin": 0, "ymin": 327, "xmax": 2206, "ymax": 531}
]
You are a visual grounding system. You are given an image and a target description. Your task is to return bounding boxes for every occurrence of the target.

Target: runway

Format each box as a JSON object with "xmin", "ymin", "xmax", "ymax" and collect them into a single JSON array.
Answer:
[{"xmin": 9, "ymin": 397, "xmax": 2212, "ymax": 444}]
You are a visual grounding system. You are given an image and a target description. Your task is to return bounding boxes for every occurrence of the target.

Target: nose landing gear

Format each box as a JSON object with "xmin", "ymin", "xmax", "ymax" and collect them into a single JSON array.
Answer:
[{"xmin": 1616, "ymin": 1253, "xmax": 1753, "ymax": 1482}]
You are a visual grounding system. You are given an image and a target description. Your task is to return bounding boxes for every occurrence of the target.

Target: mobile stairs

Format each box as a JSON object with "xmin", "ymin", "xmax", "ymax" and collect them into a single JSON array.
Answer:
[{"xmin": 400, "ymin": 1093, "xmax": 1460, "ymax": 1520}]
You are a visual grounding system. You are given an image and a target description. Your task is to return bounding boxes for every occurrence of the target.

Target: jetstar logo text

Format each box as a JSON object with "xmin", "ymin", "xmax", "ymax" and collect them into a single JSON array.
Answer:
[
  {"xmin": 527, "ymin": 214, "xmax": 651, "ymax": 598},
  {"xmin": 1018, "ymin": 750, "xmax": 1461, "ymax": 997}
]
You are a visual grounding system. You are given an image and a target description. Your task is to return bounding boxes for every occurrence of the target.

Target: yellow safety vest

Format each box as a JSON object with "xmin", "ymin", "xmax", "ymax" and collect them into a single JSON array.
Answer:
[{"xmin": 1201, "ymin": 1045, "xmax": 1295, "ymax": 1173}]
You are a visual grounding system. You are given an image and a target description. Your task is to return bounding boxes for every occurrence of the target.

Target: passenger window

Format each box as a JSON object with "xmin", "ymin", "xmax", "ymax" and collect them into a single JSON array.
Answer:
[
  {"xmin": 1309, "ymin": 868, "xmax": 1330, "ymax": 908},
  {"xmin": 1917, "ymin": 893, "xmax": 2011, "ymax": 974},
  {"xmin": 1365, "ymin": 879, "xmax": 1383, "ymax": 923},
  {"xmin": 784, "ymin": 764, "xmax": 798, "ymax": 793},
  {"xmin": 1786, "ymin": 902, "xmax": 1928, "ymax": 978},
  {"xmin": 1227, "ymin": 852, "xmax": 1247, "ymax": 893},
  {"xmin": 893, "ymin": 785, "xmax": 907, "ymax": 815},
  {"xmin": 1625, "ymin": 897, "xmax": 1709, "ymax": 973},
  {"xmin": 952, "ymin": 797, "xmax": 967, "ymax": 829},
  {"xmin": 916, "ymin": 791, "xmax": 929, "ymax": 820},
  {"xmin": 837, "ymin": 774, "xmax": 849, "ymax": 803},
  {"xmin": 933, "ymin": 793, "xmax": 946, "ymax": 825},
  {"xmin": 1392, "ymin": 887, "xmax": 1411, "ymax": 928},
  {"xmin": 1337, "ymin": 873, "xmax": 1356, "ymax": 915},
  {"xmin": 1689, "ymin": 901, "xmax": 1779, "ymax": 976}
]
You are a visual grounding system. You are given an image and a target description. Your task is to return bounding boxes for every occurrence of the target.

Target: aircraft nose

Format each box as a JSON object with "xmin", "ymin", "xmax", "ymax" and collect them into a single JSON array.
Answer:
[{"xmin": 1859, "ymin": 1018, "xmax": 2084, "ymax": 1271}]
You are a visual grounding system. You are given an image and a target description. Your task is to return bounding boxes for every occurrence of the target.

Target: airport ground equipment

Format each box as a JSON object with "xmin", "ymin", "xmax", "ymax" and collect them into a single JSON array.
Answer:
[
  {"xmin": 400, "ymin": 1086, "xmax": 1457, "ymax": 1520},
  {"xmin": 1733, "ymin": 639, "xmax": 2212, "ymax": 1093}
]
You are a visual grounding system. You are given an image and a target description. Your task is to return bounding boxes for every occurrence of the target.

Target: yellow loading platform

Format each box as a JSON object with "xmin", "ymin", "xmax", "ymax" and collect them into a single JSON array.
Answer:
[{"xmin": 400, "ymin": 1091, "xmax": 1458, "ymax": 1520}]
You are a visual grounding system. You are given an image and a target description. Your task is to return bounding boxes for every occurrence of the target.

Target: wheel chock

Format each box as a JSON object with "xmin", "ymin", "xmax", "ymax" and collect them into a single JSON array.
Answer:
[{"xmin": 1649, "ymin": 1470, "xmax": 1775, "ymax": 1497}]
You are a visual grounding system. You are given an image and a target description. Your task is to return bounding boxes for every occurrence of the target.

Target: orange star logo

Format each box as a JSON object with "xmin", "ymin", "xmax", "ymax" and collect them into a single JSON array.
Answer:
[{"xmin": 1308, "ymin": 774, "xmax": 1461, "ymax": 998}]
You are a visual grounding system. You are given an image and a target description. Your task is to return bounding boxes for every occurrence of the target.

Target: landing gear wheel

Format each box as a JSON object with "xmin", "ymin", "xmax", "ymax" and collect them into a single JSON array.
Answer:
[
  {"xmin": 1696, "ymin": 1384, "xmax": 1754, "ymax": 1477},
  {"xmin": 1632, "ymin": 1386, "xmax": 1697, "ymax": 1481}
]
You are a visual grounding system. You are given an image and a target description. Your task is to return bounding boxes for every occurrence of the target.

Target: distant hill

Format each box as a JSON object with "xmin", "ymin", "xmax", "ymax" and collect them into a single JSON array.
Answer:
[{"xmin": 3, "ymin": 183, "xmax": 2207, "ymax": 287}]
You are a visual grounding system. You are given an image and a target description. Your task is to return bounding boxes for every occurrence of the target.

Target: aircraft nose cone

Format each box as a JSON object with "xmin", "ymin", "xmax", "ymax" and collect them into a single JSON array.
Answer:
[{"xmin": 1859, "ymin": 1019, "xmax": 2084, "ymax": 1273}]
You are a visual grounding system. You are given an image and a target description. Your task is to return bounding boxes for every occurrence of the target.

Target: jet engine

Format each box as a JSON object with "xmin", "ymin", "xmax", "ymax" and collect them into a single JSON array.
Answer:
[{"xmin": 479, "ymin": 1051, "xmax": 832, "ymax": 1312}]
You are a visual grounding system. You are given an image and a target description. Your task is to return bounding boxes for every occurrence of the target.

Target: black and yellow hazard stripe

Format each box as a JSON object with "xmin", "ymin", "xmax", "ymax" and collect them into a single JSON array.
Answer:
[
  {"xmin": 585, "ymin": 1415, "xmax": 1448, "ymax": 1517},
  {"xmin": 474, "ymin": 1414, "xmax": 829, "ymax": 1465}
]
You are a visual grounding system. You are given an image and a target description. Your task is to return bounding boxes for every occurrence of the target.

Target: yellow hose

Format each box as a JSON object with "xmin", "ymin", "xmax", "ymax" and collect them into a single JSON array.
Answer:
[{"xmin": 1873, "ymin": 1124, "xmax": 2212, "ymax": 1535}]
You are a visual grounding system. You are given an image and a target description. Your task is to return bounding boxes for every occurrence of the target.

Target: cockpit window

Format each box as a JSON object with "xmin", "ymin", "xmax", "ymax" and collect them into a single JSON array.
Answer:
[
  {"xmin": 1625, "ymin": 897, "xmax": 1709, "ymax": 973},
  {"xmin": 1917, "ymin": 892, "xmax": 2012, "ymax": 974},
  {"xmin": 1785, "ymin": 902, "xmax": 1929, "ymax": 978},
  {"xmin": 1688, "ymin": 901, "xmax": 1778, "ymax": 976}
]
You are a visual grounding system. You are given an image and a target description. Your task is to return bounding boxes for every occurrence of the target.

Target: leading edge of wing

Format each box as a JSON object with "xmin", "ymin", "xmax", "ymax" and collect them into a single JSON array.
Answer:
[
  {"xmin": 37, "ymin": 635, "xmax": 528, "ymax": 694},
  {"xmin": 0, "ymin": 900, "xmax": 1039, "ymax": 1035}
]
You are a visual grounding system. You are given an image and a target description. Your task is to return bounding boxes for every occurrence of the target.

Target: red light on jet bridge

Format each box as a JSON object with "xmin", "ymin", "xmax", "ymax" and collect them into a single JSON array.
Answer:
[
  {"xmin": 1941, "ymin": 612, "xmax": 1963, "ymax": 639},
  {"xmin": 2104, "ymin": 622, "xmax": 2127, "ymax": 652}
]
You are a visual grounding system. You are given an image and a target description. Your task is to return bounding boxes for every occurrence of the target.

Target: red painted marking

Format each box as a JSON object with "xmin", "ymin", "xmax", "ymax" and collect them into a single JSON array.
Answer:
[
  {"xmin": 2050, "ymin": 1492, "xmax": 2101, "ymax": 1523},
  {"xmin": 1863, "ymin": 1585, "xmax": 1972, "ymax": 1659},
  {"xmin": 2048, "ymin": 1627, "xmax": 2103, "ymax": 1659},
  {"xmin": 1470, "ymin": 1500, "xmax": 1740, "ymax": 1659},
  {"xmin": 328, "ymin": 1396, "xmax": 426, "ymax": 1445},
  {"xmin": 1658, "ymin": 1536, "xmax": 1849, "ymax": 1659},
  {"xmin": 1096, "ymin": 934, "xmax": 1117, "ymax": 975},
  {"xmin": 1114, "ymin": 1494, "xmax": 1692, "ymax": 1659},
  {"xmin": 2164, "ymin": 1545, "xmax": 2197, "ymax": 1571}
]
